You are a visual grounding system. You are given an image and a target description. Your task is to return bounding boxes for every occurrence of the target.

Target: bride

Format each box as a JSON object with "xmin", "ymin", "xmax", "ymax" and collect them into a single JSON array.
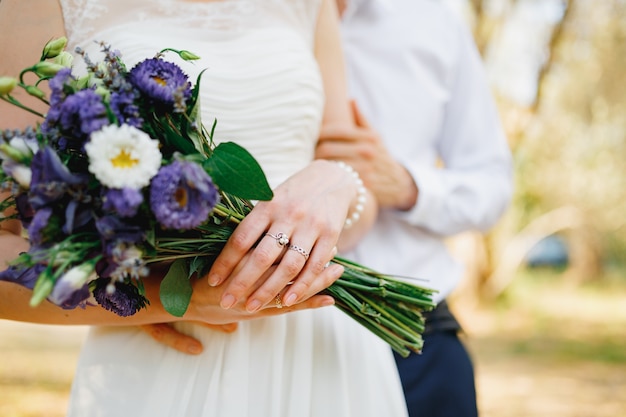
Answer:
[{"xmin": 0, "ymin": 0, "xmax": 409, "ymax": 416}]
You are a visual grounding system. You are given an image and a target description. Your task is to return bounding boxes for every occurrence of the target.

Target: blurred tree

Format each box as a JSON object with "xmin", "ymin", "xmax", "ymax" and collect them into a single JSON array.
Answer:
[{"xmin": 449, "ymin": 0, "xmax": 626, "ymax": 301}]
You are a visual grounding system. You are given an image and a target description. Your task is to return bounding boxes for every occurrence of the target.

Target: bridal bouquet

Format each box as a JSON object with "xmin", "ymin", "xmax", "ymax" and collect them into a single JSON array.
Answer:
[{"xmin": 0, "ymin": 38, "xmax": 435, "ymax": 357}]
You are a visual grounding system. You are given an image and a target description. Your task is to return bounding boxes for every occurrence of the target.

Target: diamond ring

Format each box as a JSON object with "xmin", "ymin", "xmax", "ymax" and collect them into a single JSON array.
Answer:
[{"xmin": 265, "ymin": 232, "xmax": 290, "ymax": 247}]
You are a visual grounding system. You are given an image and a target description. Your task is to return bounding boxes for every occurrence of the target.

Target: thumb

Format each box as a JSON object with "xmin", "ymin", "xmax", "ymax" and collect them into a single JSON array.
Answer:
[{"xmin": 351, "ymin": 99, "xmax": 371, "ymax": 128}]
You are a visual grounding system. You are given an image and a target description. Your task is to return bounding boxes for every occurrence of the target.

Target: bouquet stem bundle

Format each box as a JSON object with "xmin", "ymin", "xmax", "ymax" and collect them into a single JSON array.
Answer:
[{"xmin": 145, "ymin": 197, "xmax": 436, "ymax": 357}]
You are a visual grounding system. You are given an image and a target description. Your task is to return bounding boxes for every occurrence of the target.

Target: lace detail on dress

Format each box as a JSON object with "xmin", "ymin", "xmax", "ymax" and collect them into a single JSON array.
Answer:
[
  {"xmin": 151, "ymin": 0, "xmax": 257, "ymax": 31},
  {"xmin": 60, "ymin": 0, "xmax": 321, "ymax": 47},
  {"xmin": 59, "ymin": 0, "xmax": 108, "ymax": 45}
]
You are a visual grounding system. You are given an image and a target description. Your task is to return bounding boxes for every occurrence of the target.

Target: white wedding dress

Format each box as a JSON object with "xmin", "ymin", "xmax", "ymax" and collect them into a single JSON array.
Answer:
[{"xmin": 60, "ymin": 1, "xmax": 408, "ymax": 416}]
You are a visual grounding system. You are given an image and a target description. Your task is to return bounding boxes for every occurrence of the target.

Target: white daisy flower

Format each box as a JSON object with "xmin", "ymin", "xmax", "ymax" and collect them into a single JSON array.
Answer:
[{"xmin": 85, "ymin": 124, "xmax": 162, "ymax": 189}]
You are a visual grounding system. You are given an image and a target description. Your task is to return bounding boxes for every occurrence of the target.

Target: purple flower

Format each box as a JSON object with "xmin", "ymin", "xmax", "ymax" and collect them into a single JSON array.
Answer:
[
  {"xmin": 41, "ymin": 68, "xmax": 110, "ymax": 149},
  {"xmin": 15, "ymin": 192, "xmax": 34, "ymax": 228},
  {"xmin": 98, "ymin": 241, "xmax": 148, "ymax": 281},
  {"xmin": 47, "ymin": 262, "xmax": 96, "ymax": 309},
  {"xmin": 128, "ymin": 58, "xmax": 191, "ymax": 111},
  {"xmin": 29, "ymin": 146, "xmax": 88, "ymax": 209},
  {"xmin": 150, "ymin": 160, "xmax": 219, "ymax": 230},
  {"xmin": 95, "ymin": 215, "xmax": 145, "ymax": 243},
  {"xmin": 110, "ymin": 89, "xmax": 143, "ymax": 128},
  {"xmin": 92, "ymin": 278, "xmax": 147, "ymax": 317},
  {"xmin": 52, "ymin": 285, "xmax": 91, "ymax": 310},
  {"xmin": 63, "ymin": 199, "xmax": 94, "ymax": 234},
  {"xmin": 102, "ymin": 187, "xmax": 144, "ymax": 217},
  {"xmin": 27, "ymin": 207, "xmax": 55, "ymax": 245},
  {"xmin": 58, "ymin": 89, "xmax": 109, "ymax": 139},
  {"xmin": 0, "ymin": 263, "xmax": 45, "ymax": 290},
  {"xmin": 41, "ymin": 68, "xmax": 73, "ymax": 142}
]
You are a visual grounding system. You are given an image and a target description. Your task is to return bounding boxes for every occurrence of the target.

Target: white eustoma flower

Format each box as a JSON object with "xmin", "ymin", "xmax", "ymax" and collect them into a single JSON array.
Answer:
[
  {"xmin": 9, "ymin": 136, "xmax": 38, "ymax": 156},
  {"xmin": 85, "ymin": 124, "xmax": 162, "ymax": 189},
  {"xmin": 48, "ymin": 261, "xmax": 97, "ymax": 305},
  {"xmin": 6, "ymin": 164, "xmax": 32, "ymax": 188},
  {"xmin": 0, "ymin": 136, "xmax": 37, "ymax": 188}
]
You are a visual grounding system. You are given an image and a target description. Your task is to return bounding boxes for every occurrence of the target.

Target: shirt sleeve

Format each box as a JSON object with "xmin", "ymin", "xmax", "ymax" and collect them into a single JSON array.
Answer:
[{"xmin": 398, "ymin": 14, "xmax": 514, "ymax": 236}]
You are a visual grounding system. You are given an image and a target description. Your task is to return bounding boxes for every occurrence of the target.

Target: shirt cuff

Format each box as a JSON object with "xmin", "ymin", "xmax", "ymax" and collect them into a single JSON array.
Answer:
[{"xmin": 396, "ymin": 162, "xmax": 446, "ymax": 229}]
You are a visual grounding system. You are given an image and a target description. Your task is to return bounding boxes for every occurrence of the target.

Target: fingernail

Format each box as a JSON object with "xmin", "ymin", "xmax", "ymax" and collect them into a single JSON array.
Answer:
[
  {"xmin": 187, "ymin": 343, "xmax": 203, "ymax": 355},
  {"xmin": 246, "ymin": 299, "xmax": 262, "ymax": 313},
  {"xmin": 284, "ymin": 293, "xmax": 298, "ymax": 307},
  {"xmin": 221, "ymin": 294, "xmax": 236, "ymax": 309},
  {"xmin": 208, "ymin": 274, "xmax": 221, "ymax": 287},
  {"xmin": 331, "ymin": 264, "xmax": 344, "ymax": 276}
]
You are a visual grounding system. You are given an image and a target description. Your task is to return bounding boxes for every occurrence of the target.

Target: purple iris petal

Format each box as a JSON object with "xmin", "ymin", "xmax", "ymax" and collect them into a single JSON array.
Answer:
[
  {"xmin": 15, "ymin": 192, "xmax": 34, "ymax": 228},
  {"xmin": 29, "ymin": 146, "xmax": 88, "ymax": 209},
  {"xmin": 27, "ymin": 207, "xmax": 53, "ymax": 245},
  {"xmin": 128, "ymin": 58, "xmax": 191, "ymax": 110},
  {"xmin": 102, "ymin": 188, "xmax": 144, "ymax": 218},
  {"xmin": 149, "ymin": 160, "xmax": 219, "ymax": 230},
  {"xmin": 95, "ymin": 215, "xmax": 145, "ymax": 243},
  {"xmin": 0, "ymin": 263, "xmax": 46, "ymax": 290},
  {"xmin": 48, "ymin": 281, "xmax": 91, "ymax": 310},
  {"xmin": 63, "ymin": 200, "xmax": 93, "ymax": 234},
  {"xmin": 92, "ymin": 278, "xmax": 147, "ymax": 317}
]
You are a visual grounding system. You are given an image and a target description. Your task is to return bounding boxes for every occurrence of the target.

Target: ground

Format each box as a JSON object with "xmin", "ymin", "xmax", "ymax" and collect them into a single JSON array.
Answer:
[{"xmin": 1, "ymin": 270, "xmax": 625, "ymax": 417}]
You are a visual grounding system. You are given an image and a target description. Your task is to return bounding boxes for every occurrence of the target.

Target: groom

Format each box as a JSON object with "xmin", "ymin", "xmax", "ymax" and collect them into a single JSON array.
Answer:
[
  {"xmin": 315, "ymin": 0, "xmax": 513, "ymax": 416},
  {"xmin": 141, "ymin": 1, "xmax": 513, "ymax": 416}
]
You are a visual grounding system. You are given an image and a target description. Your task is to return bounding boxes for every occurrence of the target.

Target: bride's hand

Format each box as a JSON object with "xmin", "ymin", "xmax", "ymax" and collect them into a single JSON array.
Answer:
[
  {"xmin": 205, "ymin": 159, "xmax": 376, "ymax": 313},
  {"xmin": 182, "ymin": 253, "xmax": 337, "ymax": 324},
  {"xmin": 141, "ymin": 256, "xmax": 337, "ymax": 355},
  {"xmin": 139, "ymin": 322, "xmax": 238, "ymax": 355},
  {"xmin": 140, "ymin": 285, "xmax": 335, "ymax": 355}
]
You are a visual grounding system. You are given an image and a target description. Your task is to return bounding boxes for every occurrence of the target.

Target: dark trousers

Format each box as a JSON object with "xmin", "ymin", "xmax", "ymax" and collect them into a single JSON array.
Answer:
[{"xmin": 393, "ymin": 301, "xmax": 478, "ymax": 417}]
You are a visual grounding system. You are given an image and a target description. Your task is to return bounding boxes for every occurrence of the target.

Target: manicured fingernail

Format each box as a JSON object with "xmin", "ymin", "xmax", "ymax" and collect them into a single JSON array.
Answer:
[
  {"xmin": 331, "ymin": 264, "xmax": 344, "ymax": 276},
  {"xmin": 208, "ymin": 274, "xmax": 221, "ymax": 286},
  {"xmin": 221, "ymin": 294, "xmax": 236, "ymax": 309},
  {"xmin": 246, "ymin": 299, "xmax": 262, "ymax": 313},
  {"xmin": 187, "ymin": 343, "xmax": 203, "ymax": 355},
  {"xmin": 284, "ymin": 293, "xmax": 298, "ymax": 307}
]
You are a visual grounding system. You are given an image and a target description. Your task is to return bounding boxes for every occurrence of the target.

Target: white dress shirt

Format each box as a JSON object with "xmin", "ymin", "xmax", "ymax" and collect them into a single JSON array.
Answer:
[{"xmin": 340, "ymin": 0, "xmax": 513, "ymax": 302}]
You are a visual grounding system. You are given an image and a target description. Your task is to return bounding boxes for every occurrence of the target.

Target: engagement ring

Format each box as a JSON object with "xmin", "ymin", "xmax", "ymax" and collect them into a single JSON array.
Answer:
[
  {"xmin": 274, "ymin": 295, "xmax": 283, "ymax": 309},
  {"xmin": 265, "ymin": 232, "xmax": 290, "ymax": 247}
]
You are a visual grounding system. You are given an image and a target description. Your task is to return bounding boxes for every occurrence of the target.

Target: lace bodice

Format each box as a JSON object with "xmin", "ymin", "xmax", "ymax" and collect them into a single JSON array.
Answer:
[
  {"xmin": 58, "ymin": 0, "xmax": 325, "ymax": 188},
  {"xmin": 60, "ymin": 0, "xmax": 321, "ymax": 47}
]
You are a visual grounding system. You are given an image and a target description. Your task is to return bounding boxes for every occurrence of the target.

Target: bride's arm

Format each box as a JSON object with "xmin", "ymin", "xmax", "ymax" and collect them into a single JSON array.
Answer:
[
  {"xmin": 314, "ymin": 0, "xmax": 378, "ymax": 251},
  {"xmin": 0, "ymin": 260, "xmax": 335, "ymax": 325}
]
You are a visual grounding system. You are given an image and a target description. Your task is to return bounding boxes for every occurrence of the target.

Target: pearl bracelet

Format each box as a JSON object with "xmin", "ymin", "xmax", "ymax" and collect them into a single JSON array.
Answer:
[{"xmin": 336, "ymin": 161, "xmax": 367, "ymax": 229}]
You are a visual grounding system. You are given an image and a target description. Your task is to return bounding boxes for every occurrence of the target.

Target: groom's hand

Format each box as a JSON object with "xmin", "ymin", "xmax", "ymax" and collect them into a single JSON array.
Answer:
[
  {"xmin": 139, "ymin": 322, "xmax": 239, "ymax": 355},
  {"xmin": 317, "ymin": 100, "xmax": 418, "ymax": 211}
]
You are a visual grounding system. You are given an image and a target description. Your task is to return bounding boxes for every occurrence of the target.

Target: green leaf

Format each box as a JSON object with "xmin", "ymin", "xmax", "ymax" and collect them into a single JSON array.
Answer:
[
  {"xmin": 146, "ymin": 112, "xmax": 197, "ymax": 157},
  {"xmin": 203, "ymin": 142, "xmax": 273, "ymax": 201},
  {"xmin": 160, "ymin": 259, "xmax": 192, "ymax": 317},
  {"xmin": 160, "ymin": 115, "xmax": 198, "ymax": 156},
  {"xmin": 189, "ymin": 256, "xmax": 213, "ymax": 278}
]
